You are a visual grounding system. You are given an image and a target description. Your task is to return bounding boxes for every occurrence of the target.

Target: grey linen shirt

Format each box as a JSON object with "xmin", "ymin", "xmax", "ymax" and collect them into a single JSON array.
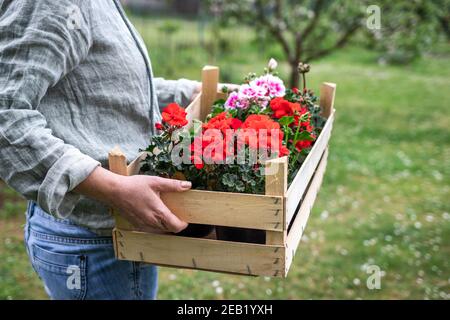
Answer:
[{"xmin": 0, "ymin": 0, "xmax": 198, "ymax": 234}]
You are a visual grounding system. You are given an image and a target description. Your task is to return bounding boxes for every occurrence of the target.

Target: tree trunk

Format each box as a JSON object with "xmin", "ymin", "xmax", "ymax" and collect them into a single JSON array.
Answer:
[{"xmin": 289, "ymin": 61, "xmax": 300, "ymax": 89}]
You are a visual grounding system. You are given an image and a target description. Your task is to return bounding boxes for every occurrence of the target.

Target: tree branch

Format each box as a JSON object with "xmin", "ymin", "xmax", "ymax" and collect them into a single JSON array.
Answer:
[
  {"xmin": 300, "ymin": 0, "xmax": 325, "ymax": 41},
  {"xmin": 254, "ymin": 0, "xmax": 293, "ymax": 62},
  {"xmin": 294, "ymin": 0, "xmax": 325, "ymax": 64},
  {"xmin": 304, "ymin": 23, "xmax": 360, "ymax": 61}
]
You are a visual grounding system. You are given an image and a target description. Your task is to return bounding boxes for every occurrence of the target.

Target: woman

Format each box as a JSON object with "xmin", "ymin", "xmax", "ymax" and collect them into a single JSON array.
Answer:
[{"xmin": 0, "ymin": 0, "xmax": 199, "ymax": 299}]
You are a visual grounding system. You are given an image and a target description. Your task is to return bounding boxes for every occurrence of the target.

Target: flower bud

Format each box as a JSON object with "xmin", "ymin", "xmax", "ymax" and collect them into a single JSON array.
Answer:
[
  {"xmin": 268, "ymin": 58, "xmax": 278, "ymax": 71},
  {"xmin": 298, "ymin": 62, "xmax": 311, "ymax": 74}
]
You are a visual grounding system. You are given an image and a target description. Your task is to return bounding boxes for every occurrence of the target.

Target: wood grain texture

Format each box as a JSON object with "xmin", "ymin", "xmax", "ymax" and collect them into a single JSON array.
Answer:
[
  {"xmin": 185, "ymin": 91, "xmax": 228, "ymax": 128},
  {"xmin": 285, "ymin": 148, "xmax": 329, "ymax": 275},
  {"xmin": 266, "ymin": 230, "xmax": 286, "ymax": 246},
  {"xmin": 160, "ymin": 190, "xmax": 284, "ymax": 231},
  {"xmin": 265, "ymin": 156, "xmax": 288, "ymax": 197},
  {"xmin": 108, "ymin": 146, "xmax": 127, "ymax": 176},
  {"xmin": 265, "ymin": 156, "xmax": 288, "ymax": 244},
  {"xmin": 285, "ymin": 110, "xmax": 334, "ymax": 226},
  {"xmin": 114, "ymin": 228, "xmax": 286, "ymax": 277},
  {"xmin": 108, "ymin": 147, "xmax": 135, "ymax": 230},
  {"xmin": 185, "ymin": 93, "xmax": 202, "ymax": 128},
  {"xmin": 127, "ymin": 151, "xmax": 148, "ymax": 176},
  {"xmin": 319, "ymin": 82, "xmax": 336, "ymax": 118},
  {"xmin": 200, "ymin": 66, "xmax": 219, "ymax": 121}
]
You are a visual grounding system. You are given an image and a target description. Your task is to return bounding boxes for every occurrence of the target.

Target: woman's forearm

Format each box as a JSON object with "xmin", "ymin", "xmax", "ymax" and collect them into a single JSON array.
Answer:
[
  {"xmin": 73, "ymin": 166, "xmax": 122, "ymax": 205},
  {"xmin": 73, "ymin": 166, "xmax": 190, "ymax": 233}
]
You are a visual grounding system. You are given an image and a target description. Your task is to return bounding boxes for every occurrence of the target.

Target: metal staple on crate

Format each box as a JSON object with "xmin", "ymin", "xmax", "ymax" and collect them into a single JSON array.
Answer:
[
  {"xmin": 139, "ymin": 252, "xmax": 144, "ymax": 261},
  {"xmin": 192, "ymin": 258, "xmax": 197, "ymax": 268},
  {"xmin": 246, "ymin": 265, "xmax": 252, "ymax": 275}
]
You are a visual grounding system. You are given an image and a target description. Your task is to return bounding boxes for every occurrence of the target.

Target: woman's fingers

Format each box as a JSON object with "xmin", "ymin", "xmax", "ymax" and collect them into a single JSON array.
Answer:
[
  {"xmin": 150, "ymin": 198, "xmax": 188, "ymax": 233},
  {"xmin": 149, "ymin": 176, "xmax": 192, "ymax": 193}
]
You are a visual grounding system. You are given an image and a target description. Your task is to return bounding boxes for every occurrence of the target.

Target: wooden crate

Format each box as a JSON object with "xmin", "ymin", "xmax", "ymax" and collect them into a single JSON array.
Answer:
[{"xmin": 108, "ymin": 66, "xmax": 336, "ymax": 277}]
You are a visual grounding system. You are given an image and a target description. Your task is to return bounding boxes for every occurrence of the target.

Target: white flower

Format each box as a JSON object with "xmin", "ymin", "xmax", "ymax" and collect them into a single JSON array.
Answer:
[
  {"xmin": 268, "ymin": 58, "xmax": 278, "ymax": 71},
  {"xmin": 212, "ymin": 280, "xmax": 220, "ymax": 287},
  {"xmin": 215, "ymin": 287, "xmax": 223, "ymax": 295}
]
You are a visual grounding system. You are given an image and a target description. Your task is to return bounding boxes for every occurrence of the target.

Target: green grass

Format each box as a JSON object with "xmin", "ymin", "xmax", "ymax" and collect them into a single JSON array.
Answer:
[{"xmin": 0, "ymin": 16, "xmax": 449, "ymax": 300}]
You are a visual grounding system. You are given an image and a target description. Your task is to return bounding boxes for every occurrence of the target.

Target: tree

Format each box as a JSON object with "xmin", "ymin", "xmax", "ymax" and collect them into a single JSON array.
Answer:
[{"xmin": 207, "ymin": 0, "xmax": 447, "ymax": 87}]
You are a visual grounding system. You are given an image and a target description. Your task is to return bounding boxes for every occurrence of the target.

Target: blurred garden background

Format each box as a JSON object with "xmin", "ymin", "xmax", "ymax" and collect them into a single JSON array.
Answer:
[{"xmin": 0, "ymin": 0, "xmax": 449, "ymax": 299}]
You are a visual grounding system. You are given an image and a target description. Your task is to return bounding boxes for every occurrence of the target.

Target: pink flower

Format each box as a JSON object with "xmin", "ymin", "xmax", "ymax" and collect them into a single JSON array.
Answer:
[
  {"xmin": 224, "ymin": 74, "xmax": 286, "ymax": 110},
  {"xmin": 250, "ymin": 74, "xmax": 286, "ymax": 98},
  {"xmin": 239, "ymin": 84, "xmax": 266, "ymax": 99},
  {"xmin": 225, "ymin": 91, "xmax": 239, "ymax": 109},
  {"xmin": 224, "ymin": 91, "xmax": 250, "ymax": 109}
]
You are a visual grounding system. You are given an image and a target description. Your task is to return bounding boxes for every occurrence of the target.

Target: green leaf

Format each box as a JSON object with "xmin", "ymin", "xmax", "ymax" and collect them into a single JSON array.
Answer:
[
  {"xmin": 222, "ymin": 173, "xmax": 238, "ymax": 187},
  {"xmin": 293, "ymin": 130, "xmax": 314, "ymax": 143},
  {"xmin": 235, "ymin": 180, "xmax": 245, "ymax": 192},
  {"xmin": 279, "ymin": 116, "xmax": 294, "ymax": 126}
]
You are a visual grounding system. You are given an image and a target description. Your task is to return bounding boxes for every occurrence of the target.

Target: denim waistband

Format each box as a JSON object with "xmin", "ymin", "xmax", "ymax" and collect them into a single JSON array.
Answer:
[
  {"xmin": 27, "ymin": 201, "xmax": 113, "ymax": 244},
  {"xmin": 29, "ymin": 229, "xmax": 113, "ymax": 245}
]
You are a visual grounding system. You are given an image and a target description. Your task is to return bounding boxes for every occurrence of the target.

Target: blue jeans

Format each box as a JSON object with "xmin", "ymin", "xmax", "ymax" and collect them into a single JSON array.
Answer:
[{"xmin": 24, "ymin": 201, "xmax": 158, "ymax": 300}]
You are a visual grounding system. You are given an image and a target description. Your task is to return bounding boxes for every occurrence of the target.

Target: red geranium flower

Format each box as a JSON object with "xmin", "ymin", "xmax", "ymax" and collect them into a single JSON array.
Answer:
[
  {"xmin": 241, "ymin": 114, "xmax": 288, "ymax": 157},
  {"xmin": 161, "ymin": 103, "xmax": 188, "ymax": 127},
  {"xmin": 295, "ymin": 139, "xmax": 313, "ymax": 152},
  {"xmin": 190, "ymin": 155, "xmax": 204, "ymax": 170},
  {"xmin": 292, "ymin": 106, "xmax": 310, "ymax": 127},
  {"xmin": 270, "ymin": 97, "xmax": 292, "ymax": 119},
  {"xmin": 230, "ymin": 118, "xmax": 243, "ymax": 130},
  {"xmin": 155, "ymin": 122, "xmax": 163, "ymax": 130},
  {"xmin": 242, "ymin": 114, "xmax": 281, "ymax": 131},
  {"xmin": 203, "ymin": 112, "xmax": 242, "ymax": 133},
  {"xmin": 191, "ymin": 133, "xmax": 229, "ymax": 165},
  {"xmin": 270, "ymin": 97, "xmax": 302, "ymax": 119}
]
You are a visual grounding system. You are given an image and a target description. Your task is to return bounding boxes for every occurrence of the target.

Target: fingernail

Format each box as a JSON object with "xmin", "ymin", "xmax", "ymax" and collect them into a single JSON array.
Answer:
[{"xmin": 181, "ymin": 181, "xmax": 192, "ymax": 189}]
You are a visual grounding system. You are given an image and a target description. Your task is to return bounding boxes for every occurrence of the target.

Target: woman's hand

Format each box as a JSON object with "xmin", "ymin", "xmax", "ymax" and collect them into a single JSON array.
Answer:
[
  {"xmin": 74, "ymin": 167, "xmax": 190, "ymax": 233},
  {"xmin": 110, "ymin": 175, "xmax": 190, "ymax": 233}
]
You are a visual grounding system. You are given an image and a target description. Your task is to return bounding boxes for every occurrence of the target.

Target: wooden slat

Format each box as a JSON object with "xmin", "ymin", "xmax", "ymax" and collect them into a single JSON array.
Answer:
[
  {"xmin": 266, "ymin": 230, "xmax": 286, "ymax": 245},
  {"xmin": 285, "ymin": 110, "xmax": 334, "ymax": 226},
  {"xmin": 200, "ymin": 66, "xmax": 219, "ymax": 121},
  {"xmin": 185, "ymin": 93, "xmax": 202, "ymax": 127},
  {"xmin": 265, "ymin": 156, "xmax": 288, "ymax": 197},
  {"xmin": 114, "ymin": 228, "xmax": 285, "ymax": 277},
  {"xmin": 264, "ymin": 156, "xmax": 288, "ymax": 244},
  {"xmin": 108, "ymin": 146, "xmax": 127, "ymax": 176},
  {"xmin": 216, "ymin": 92, "xmax": 228, "ymax": 100},
  {"xmin": 285, "ymin": 148, "xmax": 329, "ymax": 275},
  {"xmin": 127, "ymin": 151, "xmax": 148, "ymax": 176},
  {"xmin": 108, "ymin": 147, "xmax": 134, "ymax": 230},
  {"xmin": 319, "ymin": 82, "xmax": 336, "ymax": 118},
  {"xmin": 160, "ymin": 190, "xmax": 283, "ymax": 231},
  {"xmin": 185, "ymin": 91, "xmax": 228, "ymax": 128}
]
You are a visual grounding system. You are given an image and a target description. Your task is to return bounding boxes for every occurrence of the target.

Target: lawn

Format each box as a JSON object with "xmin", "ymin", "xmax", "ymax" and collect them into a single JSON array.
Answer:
[{"xmin": 0, "ymin": 16, "xmax": 448, "ymax": 300}]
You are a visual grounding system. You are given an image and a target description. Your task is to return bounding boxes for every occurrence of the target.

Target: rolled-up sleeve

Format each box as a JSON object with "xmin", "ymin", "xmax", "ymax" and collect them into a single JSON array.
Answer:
[
  {"xmin": 153, "ymin": 77, "xmax": 200, "ymax": 109},
  {"xmin": 0, "ymin": 0, "xmax": 100, "ymax": 217}
]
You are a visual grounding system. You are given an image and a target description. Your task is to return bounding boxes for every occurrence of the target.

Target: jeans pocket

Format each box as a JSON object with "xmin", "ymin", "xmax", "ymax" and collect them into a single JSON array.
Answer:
[{"xmin": 31, "ymin": 244, "xmax": 87, "ymax": 300}]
